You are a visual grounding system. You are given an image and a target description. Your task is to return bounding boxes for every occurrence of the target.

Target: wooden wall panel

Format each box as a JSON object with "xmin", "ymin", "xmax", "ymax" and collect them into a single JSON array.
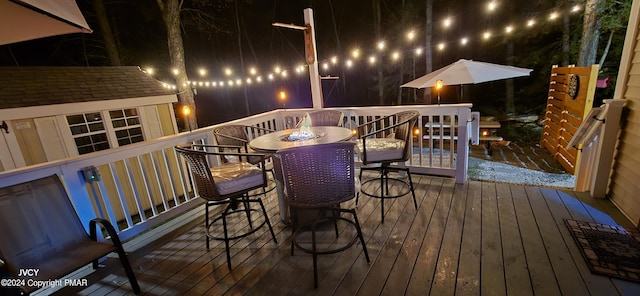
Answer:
[{"xmin": 608, "ymin": 12, "xmax": 640, "ymax": 226}]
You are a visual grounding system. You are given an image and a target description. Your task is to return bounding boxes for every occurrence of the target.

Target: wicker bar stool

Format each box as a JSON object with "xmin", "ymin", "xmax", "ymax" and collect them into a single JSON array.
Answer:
[
  {"xmin": 295, "ymin": 110, "xmax": 344, "ymax": 127},
  {"xmin": 355, "ymin": 110, "xmax": 419, "ymax": 223},
  {"xmin": 273, "ymin": 142, "xmax": 370, "ymax": 288},
  {"xmin": 175, "ymin": 144, "xmax": 278, "ymax": 270},
  {"xmin": 214, "ymin": 124, "xmax": 276, "ymax": 194}
]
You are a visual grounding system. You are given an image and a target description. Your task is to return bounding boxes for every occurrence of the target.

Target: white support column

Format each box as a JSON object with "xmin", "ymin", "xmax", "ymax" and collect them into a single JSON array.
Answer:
[
  {"xmin": 455, "ymin": 108, "xmax": 470, "ymax": 183},
  {"xmin": 590, "ymin": 99, "xmax": 625, "ymax": 198},
  {"xmin": 304, "ymin": 8, "xmax": 323, "ymax": 109}
]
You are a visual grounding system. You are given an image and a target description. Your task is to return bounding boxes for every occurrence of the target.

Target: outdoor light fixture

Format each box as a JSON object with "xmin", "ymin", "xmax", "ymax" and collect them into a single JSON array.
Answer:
[
  {"xmin": 1, "ymin": 121, "xmax": 8, "ymax": 133},
  {"xmin": 279, "ymin": 91, "xmax": 287, "ymax": 109},
  {"xmin": 435, "ymin": 79, "xmax": 444, "ymax": 105},
  {"xmin": 182, "ymin": 105, "xmax": 192, "ymax": 132},
  {"xmin": 81, "ymin": 166, "xmax": 100, "ymax": 183}
]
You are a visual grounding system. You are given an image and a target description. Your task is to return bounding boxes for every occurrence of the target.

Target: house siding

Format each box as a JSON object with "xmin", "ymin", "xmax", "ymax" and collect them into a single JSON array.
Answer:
[{"xmin": 610, "ymin": 3, "xmax": 640, "ymax": 227}]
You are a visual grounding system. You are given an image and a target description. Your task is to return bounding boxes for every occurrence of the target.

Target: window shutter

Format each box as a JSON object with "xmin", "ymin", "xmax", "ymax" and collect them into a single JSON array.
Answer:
[
  {"xmin": 143, "ymin": 106, "xmax": 163, "ymax": 139},
  {"xmin": 34, "ymin": 117, "xmax": 68, "ymax": 161}
]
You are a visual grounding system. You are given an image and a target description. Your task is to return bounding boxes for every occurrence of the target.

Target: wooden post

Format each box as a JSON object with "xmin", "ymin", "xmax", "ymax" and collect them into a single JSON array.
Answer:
[
  {"xmin": 590, "ymin": 99, "xmax": 625, "ymax": 198},
  {"xmin": 304, "ymin": 8, "xmax": 323, "ymax": 109}
]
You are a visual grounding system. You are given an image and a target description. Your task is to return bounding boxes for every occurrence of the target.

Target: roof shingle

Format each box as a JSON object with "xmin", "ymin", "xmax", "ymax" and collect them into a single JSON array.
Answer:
[{"xmin": 0, "ymin": 66, "xmax": 176, "ymax": 109}]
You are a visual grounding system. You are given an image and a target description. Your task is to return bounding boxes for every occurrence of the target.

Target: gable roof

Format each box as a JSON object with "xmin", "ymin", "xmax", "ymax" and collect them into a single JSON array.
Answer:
[{"xmin": 0, "ymin": 66, "xmax": 176, "ymax": 109}]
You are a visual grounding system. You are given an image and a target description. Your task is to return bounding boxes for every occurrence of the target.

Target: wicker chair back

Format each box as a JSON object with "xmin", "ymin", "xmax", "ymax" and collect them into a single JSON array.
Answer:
[
  {"xmin": 295, "ymin": 110, "xmax": 344, "ymax": 127},
  {"xmin": 274, "ymin": 142, "xmax": 355, "ymax": 208},
  {"xmin": 394, "ymin": 110, "xmax": 420, "ymax": 161},
  {"xmin": 174, "ymin": 145, "xmax": 223, "ymax": 201}
]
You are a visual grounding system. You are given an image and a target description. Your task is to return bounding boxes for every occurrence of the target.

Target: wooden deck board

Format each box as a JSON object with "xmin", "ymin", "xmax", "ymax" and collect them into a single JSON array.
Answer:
[
  {"xmin": 48, "ymin": 175, "xmax": 640, "ymax": 296},
  {"xmin": 481, "ymin": 182, "xmax": 507, "ymax": 296},
  {"xmin": 496, "ymin": 182, "xmax": 533, "ymax": 296}
]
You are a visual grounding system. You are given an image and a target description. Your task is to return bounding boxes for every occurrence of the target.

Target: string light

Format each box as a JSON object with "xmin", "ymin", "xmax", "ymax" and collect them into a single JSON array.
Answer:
[
  {"xmin": 406, "ymin": 30, "xmax": 416, "ymax": 41},
  {"xmin": 505, "ymin": 26, "xmax": 513, "ymax": 34},
  {"xmin": 527, "ymin": 19, "xmax": 536, "ymax": 27},
  {"xmin": 153, "ymin": 5, "xmax": 582, "ymax": 90},
  {"xmin": 571, "ymin": 5, "xmax": 581, "ymax": 13},
  {"xmin": 487, "ymin": 1, "xmax": 498, "ymax": 12},
  {"xmin": 443, "ymin": 17, "xmax": 452, "ymax": 28}
]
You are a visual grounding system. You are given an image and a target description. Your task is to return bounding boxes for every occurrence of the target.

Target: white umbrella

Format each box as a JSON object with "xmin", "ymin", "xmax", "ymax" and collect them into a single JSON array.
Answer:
[
  {"xmin": 401, "ymin": 59, "xmax": 532, "ymax": 89},
  {"xmin": 0, "ymin": 0, "xmax": 92, "ymax": 46}
]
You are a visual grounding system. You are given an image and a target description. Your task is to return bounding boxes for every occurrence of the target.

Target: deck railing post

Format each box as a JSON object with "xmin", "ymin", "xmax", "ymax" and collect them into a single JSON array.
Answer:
[
  {"xmin": 590, "ymin": 99, "xmax": 625, "ymax": 198},
  {"xmin": 455, "ymin": 107, "xmax": 470, "ymax": 183}
]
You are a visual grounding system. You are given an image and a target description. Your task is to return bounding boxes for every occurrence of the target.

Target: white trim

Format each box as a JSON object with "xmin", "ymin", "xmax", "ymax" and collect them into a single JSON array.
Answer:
[
  {"xmin": 613, "ymin": 0, "xmax": 640, "ymax": 100},
  {"xmin": 0, "ymin": 95, "xmax": 177, "ymax": 120}
]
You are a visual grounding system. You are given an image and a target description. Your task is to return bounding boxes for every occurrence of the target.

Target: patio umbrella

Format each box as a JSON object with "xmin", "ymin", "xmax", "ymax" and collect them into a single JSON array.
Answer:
[
  {"xmin": 0, "ymin": 0, "xmax": 92, "ymax": 46},
  {"xmin": 401, "ymin": 59, "xmax": 532, "ymax": 89}
]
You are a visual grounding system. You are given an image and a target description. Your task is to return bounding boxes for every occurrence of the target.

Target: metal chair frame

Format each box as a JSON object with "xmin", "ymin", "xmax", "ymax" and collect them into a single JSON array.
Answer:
[
  {"xmin": 273, "ymin": 142, "xmax": 370, "ymax": 288},
  {"xmin": 356, "ymin": 110, "xmax": 420, "ymax": 223},
  {"xmin": 175, "ymin": 144, "xmax": 278, "ymax": 270}
]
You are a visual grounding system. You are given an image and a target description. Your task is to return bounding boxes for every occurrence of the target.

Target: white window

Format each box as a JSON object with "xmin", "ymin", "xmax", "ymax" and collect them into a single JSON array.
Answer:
[
  {"xmin": 110, "ymin": 109, "xmax": 144, "ymax": 146},
  {"xmin": 66, "ymin": 108, "xmax": 145, "ymax": 155},
  {"xmin": 66, "ymin": 112, "xmax": 110, "ymax": 155}
]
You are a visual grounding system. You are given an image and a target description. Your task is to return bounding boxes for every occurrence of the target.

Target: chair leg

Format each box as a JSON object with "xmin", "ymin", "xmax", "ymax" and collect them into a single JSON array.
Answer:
[
  {"xmin": 113, "ymin": 243, "xmax": 141, "ymax": 294},
  {"xmin": 290, "ymin": 208, "xmax": 297, "ymax": 256},
  {"xmin": 222, "ymin": 205, "xmax": 233, "ymax": 270},
  {"xmin": 332, "ymin": 209, "xmax": 339, "ymax": 238},
  {"xmin": 205, "ymin": 202, "xmax": 211, "ymax": 250},
  {"xmin": 350, "ymin": 208, "xmax": 370, "ymax": 263},
  {"xmin": 311, "ymin": 218, "xmax": 319, "ymax": 289},
  {"xmin": 356, "ymin": 168, "xmax": 364, "ymax": 205},
  {"xmin": 242, "ymin": 194, "xmax": 253, "ymax": 228},
  {"xmin": 406, "ymin": 168, "xmax": 417, "ymax": 210},
  {"xmin": 257, "ymin": 198, "xmax": 278, "ymax": 245},
  {"xmin": 380, "ymin": 171, "xmax": 385, "ymax": 223}
]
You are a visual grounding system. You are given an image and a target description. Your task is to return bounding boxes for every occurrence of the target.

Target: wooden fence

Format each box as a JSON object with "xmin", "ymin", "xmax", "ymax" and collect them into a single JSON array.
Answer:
[{"xmin": 541, "ymin": 64, "xmax": 598, "ymax": 174}]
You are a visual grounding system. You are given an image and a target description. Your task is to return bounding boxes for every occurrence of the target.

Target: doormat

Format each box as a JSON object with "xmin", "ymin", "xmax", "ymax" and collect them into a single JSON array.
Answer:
[{"xmin": 564, "ymin": 219, "xmax": 640, "ymax": 283}]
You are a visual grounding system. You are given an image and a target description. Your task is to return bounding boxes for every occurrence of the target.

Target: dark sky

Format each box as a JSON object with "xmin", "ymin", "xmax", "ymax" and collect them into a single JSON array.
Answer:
[{"xmin": 0, "ymin": 0, "xmax": 581, "ymax": 125}]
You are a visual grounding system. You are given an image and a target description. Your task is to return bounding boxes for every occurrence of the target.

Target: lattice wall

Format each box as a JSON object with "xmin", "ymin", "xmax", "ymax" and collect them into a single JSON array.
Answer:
[{"xmin": 541, "ymin": 65, "xmax": 598, "ymax": 174}]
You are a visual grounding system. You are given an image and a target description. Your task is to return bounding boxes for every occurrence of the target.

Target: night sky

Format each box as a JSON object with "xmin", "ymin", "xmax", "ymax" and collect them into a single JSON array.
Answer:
[{"xmin": 1, "ymin": 0, "xmax": 596, "ymax": 126}]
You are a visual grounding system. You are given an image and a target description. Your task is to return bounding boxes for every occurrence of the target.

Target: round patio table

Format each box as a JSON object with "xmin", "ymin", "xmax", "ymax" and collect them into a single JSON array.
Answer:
[{"xmin": 249, "ymin": 126, "xmax": 354, "ymax": 153}]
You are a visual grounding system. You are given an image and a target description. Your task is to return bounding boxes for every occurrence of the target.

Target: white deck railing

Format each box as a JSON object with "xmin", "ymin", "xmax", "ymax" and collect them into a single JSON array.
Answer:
[{"xmin": 0, "ymin": 104, "xmax": 471, "ymax": 241}]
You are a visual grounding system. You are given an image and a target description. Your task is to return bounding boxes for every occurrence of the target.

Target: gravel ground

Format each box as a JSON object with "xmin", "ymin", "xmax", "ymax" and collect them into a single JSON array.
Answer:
[{"xmin": 468, "ymin": 156, "xmax": 576, "ymax": 188}]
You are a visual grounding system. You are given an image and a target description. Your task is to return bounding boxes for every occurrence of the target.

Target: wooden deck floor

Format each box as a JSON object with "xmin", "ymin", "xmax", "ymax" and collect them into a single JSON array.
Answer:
[{"xmin": 51, "ymin": 173, "xmax": 640, "ymax": 296}]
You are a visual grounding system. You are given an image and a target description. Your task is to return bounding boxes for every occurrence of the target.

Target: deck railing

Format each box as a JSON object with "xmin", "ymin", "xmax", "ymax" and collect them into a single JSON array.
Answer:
[{"xmin": 0, "ymin": 104, "xmax": 472, "ymax": 241}]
